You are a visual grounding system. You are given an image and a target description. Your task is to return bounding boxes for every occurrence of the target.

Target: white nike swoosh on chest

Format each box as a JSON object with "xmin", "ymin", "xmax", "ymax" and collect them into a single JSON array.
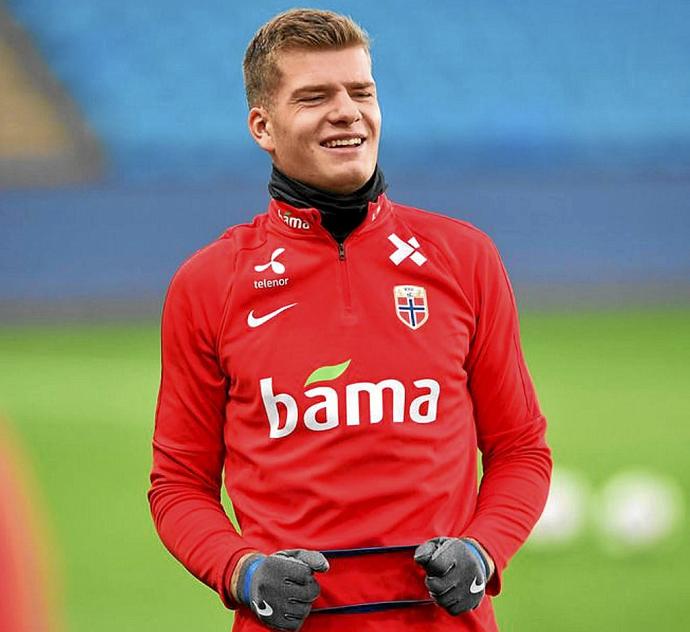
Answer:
[{"xmin": 247, "ymin": 302, "xmax": 298, "ymax": 327}]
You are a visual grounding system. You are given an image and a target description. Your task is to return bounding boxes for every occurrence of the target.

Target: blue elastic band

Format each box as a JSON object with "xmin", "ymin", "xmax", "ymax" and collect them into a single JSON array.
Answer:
[
  {"xmin": 312, "ymin": 599, "xmax": 434, "ymax": 615},
  {"xmin": 462, "ymin": 540, "xmax": 489, "ymax": 579},
  {"xmin": 242, "ymin": 557, "xmax": 264, "ymax": 603}
]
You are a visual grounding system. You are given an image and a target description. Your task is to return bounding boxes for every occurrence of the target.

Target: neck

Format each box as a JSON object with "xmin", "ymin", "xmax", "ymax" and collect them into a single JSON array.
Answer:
[{"xmin": 268, "ymin": 166, "xmax": 387, "ymax": 242}]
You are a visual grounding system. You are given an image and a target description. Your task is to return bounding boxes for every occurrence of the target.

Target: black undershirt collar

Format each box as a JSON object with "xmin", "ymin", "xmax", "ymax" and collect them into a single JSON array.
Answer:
[{"xmin": 268, "ymin": 165, "xmax": 387, "ymax": 243}]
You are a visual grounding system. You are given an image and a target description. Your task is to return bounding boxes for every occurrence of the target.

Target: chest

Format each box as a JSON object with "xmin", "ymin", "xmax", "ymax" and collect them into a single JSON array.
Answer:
[{"xmin": 219, "ymin": 233, "xmax": 474, "ymax": 398}]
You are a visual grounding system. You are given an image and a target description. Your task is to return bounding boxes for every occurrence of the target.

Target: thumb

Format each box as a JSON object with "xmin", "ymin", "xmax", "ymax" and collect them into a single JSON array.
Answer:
[
  {"xmin": 279, "ymin": 549, "xmax": 330, "ymax": 573},
  {"xmin": 414, "ymin": 537, "xmax": 446, "ymax": 566}
]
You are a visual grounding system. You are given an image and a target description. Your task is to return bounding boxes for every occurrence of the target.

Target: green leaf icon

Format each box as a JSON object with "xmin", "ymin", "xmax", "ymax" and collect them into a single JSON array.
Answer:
[{"xmin": 304, "ymin": 359, "xmax": 351, "ymax": 387}]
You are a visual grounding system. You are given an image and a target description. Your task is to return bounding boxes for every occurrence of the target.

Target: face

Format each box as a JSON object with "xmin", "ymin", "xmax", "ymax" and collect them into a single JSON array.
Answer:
[{"xmin": 248, "ymin": 46, "xmax": 381, "ymax": 194}]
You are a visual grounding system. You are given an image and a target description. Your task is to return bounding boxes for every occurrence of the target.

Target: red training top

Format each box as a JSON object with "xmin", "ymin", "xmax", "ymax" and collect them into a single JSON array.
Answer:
[{"xmin": 148, "ymin": 194, "xmax": 552, "ymax": 631}]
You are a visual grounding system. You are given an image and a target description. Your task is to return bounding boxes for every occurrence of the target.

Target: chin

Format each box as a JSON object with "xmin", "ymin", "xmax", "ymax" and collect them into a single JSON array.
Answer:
[{"xmin": 321, "ymin": 166, "xmax": 373, "ymax": 194}]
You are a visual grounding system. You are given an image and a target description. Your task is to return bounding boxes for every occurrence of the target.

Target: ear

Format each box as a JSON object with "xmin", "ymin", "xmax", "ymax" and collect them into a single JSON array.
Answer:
[{"xmin": 248, "ymin": 106, "xmax": 276, "ymax": 153}]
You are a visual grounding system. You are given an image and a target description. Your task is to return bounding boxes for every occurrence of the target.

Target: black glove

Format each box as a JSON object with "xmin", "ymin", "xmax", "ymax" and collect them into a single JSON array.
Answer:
[
  {"xmin": 236, "ymin": 549, "xmax": 329, "ymax": 630},
  {"xmin": 414, "ymin": 537, "xmax": 490, "ymax": 615}
]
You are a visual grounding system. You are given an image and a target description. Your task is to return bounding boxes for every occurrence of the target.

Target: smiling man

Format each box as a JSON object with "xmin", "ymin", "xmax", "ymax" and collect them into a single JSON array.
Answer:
[
  {"xmin": 248, "ymin": 45, "xmax": 379, "ymax": 194},
  {"xmin": 148, "ymin": 9, "xmax": 552, "ymax": 632}
]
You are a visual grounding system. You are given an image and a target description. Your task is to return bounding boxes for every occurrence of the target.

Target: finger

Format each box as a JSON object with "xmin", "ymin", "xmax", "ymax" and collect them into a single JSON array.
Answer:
[
  {"xmin": 263, "ymin": 554, "xmax": 310, "ymax": 587},
  {"xmin": 282, "ymin": 549, "xmax": 330, "ymax": 573},
  {"xmin": 273, "ymin": 616, "xmax": 301, "ymax": 631},
  {"xmin": 425, "ymin": 574, "xmax": 455, "ymax": 597},
  {"xmin": 424, "ymin": 538, "xmax": 457, "ymax": 577},
  {"xmin": 447, "ymin": 599, "xmax": 465, "ymax": 616},
  {"xmin": 290, "ymin": 577, "xmax": 320, "ymax": 603},
  {"xmin": 283, "ymin": 615, "xmax": 308, "ymax": 630},
  {"xmin": 280, "ymin": 562, "xmax": 312, "ymax": 586},
  {"xmin": 414, "ymin": 537, "xmax": 445, "ymax": 566},
  {"xmin": 435, "ymin": 587, "xmax": 461, "ymax": 609},
  {"xmin": 285, "ymin": 600, "xmax": 311, "ymax": 620},
  {"xmin": 304, "ymin": 577, "xmax": 321, "ymax": 603}
]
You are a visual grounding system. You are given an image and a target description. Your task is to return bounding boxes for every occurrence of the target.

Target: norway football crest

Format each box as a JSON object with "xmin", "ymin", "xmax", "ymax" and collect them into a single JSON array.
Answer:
[{"xmin": 394, "ymin": 285, "xmax": 429, "ymax": 330}]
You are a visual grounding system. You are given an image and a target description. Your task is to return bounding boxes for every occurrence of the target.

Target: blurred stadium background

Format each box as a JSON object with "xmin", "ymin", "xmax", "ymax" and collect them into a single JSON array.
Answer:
[{"xmin": 0, "ymin": 1, "xmax": 688, "ymax": 630}]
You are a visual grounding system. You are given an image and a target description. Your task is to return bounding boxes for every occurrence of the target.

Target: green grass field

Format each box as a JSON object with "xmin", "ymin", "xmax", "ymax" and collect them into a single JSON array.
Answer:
[{"xmin": 0, "ymin": 309, "xmax": 688, "ymax": 631}]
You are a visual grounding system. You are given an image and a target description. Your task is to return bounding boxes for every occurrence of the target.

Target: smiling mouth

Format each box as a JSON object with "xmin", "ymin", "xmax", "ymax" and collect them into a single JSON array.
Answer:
[{"xmin": 321, "ymin": 137, "xmax": 365, "ymax": 149}]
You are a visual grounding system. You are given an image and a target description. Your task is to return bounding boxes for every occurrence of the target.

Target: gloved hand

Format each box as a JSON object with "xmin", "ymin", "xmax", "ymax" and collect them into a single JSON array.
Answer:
[
  {"xmin": 235, "ymin": 549, "xmax": 329, "ymax": 630},
  {"xmin": 414, "ymin": 537, "xmax": 490, "ymax": 615}
]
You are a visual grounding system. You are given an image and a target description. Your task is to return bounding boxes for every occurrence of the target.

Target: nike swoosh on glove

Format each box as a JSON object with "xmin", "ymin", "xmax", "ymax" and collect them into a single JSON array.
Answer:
[
  {"xmin": 414, "ymin": 537, "xmax": 489, "ymax": 615},
  {"xmin": 237, "ymin": 549, "xmax": 329, "ymax": 630}
]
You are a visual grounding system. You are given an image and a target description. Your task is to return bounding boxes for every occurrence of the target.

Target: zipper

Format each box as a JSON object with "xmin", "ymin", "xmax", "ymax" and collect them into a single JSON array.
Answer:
[
  {"xmin": 317, "ymin": 222, "xmax": 357, "ymax": 314},
  {"xmin": 337, "ymin": 239, "xmax": 352, "ymax": 311}
]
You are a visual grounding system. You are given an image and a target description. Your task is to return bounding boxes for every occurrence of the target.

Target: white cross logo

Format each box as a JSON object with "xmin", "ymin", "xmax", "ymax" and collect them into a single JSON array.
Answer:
[
  {"xmin": 254, "ymin": 248, "xmax": 286, "ymax": 274},
  {"xmin": 388, "ymin": 233, "xmax": 427, "ymax": 266}
]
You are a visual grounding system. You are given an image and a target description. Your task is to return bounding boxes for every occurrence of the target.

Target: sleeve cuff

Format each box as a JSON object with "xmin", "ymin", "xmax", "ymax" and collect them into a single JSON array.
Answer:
[
  {"xmin": 460, "ymin": 534, "xmax": 502, "ymax": 596},
  {"xmin": 218, "ymin": 548, "xmax": 261, "ymax": 610}
]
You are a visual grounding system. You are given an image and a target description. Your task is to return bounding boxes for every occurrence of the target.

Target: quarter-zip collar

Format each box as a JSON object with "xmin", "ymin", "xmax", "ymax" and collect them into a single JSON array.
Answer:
[
  {"xmin": 267, "ymin": 193, "xmax": 393, "ymax": 241},
  {"xmin": 268, "ymin": 165, "xmax": 388, "ymax": 242}
]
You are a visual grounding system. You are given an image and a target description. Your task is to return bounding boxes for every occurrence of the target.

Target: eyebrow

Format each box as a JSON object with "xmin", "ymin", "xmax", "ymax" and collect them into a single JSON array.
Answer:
[{"xmin": 290, "ymin": 81, "xmax": 375, "ymax": 98}]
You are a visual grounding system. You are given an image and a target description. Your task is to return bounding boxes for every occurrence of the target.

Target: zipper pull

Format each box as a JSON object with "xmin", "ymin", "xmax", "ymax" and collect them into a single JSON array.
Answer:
[{"xmin": 338, "ymin": 241, "xmax": 346, "ymax": 260}]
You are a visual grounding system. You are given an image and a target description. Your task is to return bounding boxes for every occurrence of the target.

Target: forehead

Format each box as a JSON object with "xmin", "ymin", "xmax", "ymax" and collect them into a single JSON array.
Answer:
[{"xmin": 274, "ymin": 46, "xmax": 373, "ymax": 94}]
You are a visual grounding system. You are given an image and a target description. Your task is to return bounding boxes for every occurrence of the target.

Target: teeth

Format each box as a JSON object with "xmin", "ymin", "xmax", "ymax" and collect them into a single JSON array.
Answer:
[{"xmin": 323, "ymin": 138, "xmax": 363, "ymax": 148}]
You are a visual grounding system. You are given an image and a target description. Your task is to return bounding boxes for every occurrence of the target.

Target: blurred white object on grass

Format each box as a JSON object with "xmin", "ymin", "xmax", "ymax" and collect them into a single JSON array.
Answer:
[
  {"xmin": 528, "ymin": 467, "xmax": 590, "ymax": 548},
  {"xmin": 596, "ymin": 469, "xmax": 685, "ymax": 555}
]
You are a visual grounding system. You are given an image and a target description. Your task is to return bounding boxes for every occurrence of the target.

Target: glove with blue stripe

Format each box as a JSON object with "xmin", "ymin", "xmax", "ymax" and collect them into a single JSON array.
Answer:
[
  {"xmin": 414, "ymin": 537, "xmax": 491, "ymax": 615},
  {"xmin": 235, "ymin": 549, "xmax": 329, "ymax": 630}
]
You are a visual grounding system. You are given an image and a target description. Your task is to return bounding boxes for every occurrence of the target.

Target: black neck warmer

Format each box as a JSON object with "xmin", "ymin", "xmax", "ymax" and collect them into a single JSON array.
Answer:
[{"xmin": 268, "ymin": 165, "xmax": 388, "ymax": 243}]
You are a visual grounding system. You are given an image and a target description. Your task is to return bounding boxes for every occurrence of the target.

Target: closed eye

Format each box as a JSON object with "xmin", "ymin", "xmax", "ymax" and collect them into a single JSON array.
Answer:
[{"xmin": 299, "ymin": 95, "xmax": 324, "ymax": 103}]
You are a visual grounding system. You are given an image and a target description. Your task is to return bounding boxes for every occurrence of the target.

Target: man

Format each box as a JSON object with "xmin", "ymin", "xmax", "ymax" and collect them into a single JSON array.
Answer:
[{"xmin": 148, "ymin": 9, "xmax": 552, "ymax": 632}]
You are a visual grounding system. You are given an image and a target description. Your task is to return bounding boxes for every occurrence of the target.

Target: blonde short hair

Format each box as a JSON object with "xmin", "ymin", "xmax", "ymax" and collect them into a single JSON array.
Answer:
[{"xmin": 243, "ymin": 8, "xmax": 371, "ymax": 108}]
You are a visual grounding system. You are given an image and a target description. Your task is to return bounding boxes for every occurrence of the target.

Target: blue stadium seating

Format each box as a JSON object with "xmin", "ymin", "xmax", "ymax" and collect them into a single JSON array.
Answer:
[{"xmin": 8, "ymin": 1, "xmax": 690, "ymax": 181}]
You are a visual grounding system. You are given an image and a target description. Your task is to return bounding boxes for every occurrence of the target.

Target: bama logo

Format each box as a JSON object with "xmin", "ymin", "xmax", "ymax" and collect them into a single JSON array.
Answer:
[
  {"xmin": 277, "ymin": 208, "xmax": 310, "ymax": 231},
  {"xmin": 259, "ymin": 359, "xmax": 440, "ymax": 439}
]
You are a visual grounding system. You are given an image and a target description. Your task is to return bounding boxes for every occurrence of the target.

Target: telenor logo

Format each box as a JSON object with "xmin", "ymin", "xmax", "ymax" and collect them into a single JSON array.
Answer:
[
  {"xmin": 254, "ymin": 248, "xmax": 286, "ymax": 274},
  {"xmin": 260, "ymin": 359, "xmax": 440, "ymax": 439}
]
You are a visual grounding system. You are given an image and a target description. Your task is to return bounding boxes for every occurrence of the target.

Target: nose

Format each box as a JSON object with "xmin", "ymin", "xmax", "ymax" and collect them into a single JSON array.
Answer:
[{"xmin": 327, "ymin": 90, "xmax": 361, "ymax": 125}]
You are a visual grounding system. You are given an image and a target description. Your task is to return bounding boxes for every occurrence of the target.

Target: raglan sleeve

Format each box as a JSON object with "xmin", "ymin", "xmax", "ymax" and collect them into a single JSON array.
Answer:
[
  {"xmin": 460, "ymin": 234, "xmax": 553, "ymax": 597},
  {"xmin": 147, "ymin": 253, "xmax": 255, "ymax": 609}
]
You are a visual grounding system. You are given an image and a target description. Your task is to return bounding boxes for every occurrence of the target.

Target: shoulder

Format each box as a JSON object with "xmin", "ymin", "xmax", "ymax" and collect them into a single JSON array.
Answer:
[
  {"xmin": 171, "ymin": 214, "xmax": 269, "ymax": 291},
  {"xmin": 161, "ymin": 212, "xmax": 271, "ymax": 336},
  {"xmin": 390, "ymin": 201, "xmax": 499, "ymax": 265}
]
